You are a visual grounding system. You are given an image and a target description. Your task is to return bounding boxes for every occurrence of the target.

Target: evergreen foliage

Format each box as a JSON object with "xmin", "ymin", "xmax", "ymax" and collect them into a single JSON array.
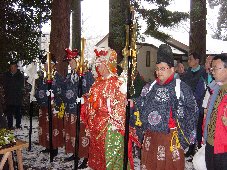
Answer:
[
  {"xmin": 134, "ymin": 0, "xmax": 189, "ymax": 40},
  {"xmin": 208, "ymin": 0, "xmax": 227, "ymax": 40},
  {"xmin": 0, "ymin": 0, "xmax": 51, "ymax": 72}
]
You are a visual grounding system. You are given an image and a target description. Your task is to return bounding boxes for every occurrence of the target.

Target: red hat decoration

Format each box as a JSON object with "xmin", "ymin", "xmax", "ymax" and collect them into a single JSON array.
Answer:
[
  {"xmin": 94, "ymin": 49, "xmax": 108, "ymax": 58},
  {"xmin": 64, "ymin": 48, "xmax": 79, "ymax": 61},
  {"xmin": 93, "ymin": 48, "xmax": 117, "ymax": 74}
]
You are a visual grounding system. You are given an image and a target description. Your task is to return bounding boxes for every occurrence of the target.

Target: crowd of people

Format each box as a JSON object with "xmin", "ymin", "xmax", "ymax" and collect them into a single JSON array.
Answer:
[{"xmin": 0, "ymin": 44, "xmax": 227, "ymax": 170}]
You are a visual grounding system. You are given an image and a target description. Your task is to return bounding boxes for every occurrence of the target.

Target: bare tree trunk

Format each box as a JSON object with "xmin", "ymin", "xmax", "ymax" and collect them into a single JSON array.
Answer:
[
  {"xmin": 71, "ymin": 0, "xmax": 81, "ymax": 50},
  {"xmin": 109, "ymin": 0, "xmax": 130, "ymax": 75},
  {"xmin": 189, "ymin": 0, "xmax": 206, "ymax": 64},
  {"xmin": 50, "ymin": 0, "xmax": 72, "ymax": 76}
]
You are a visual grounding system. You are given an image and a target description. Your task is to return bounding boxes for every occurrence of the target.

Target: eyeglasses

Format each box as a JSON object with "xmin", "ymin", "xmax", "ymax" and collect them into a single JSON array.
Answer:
[
  {"xmin": 210, "ymin": 67, "xmax": 224, "ymax": 72},
  {"xmin": 155, "ymin": 67, "xmax": 169, "ymax": 72}
]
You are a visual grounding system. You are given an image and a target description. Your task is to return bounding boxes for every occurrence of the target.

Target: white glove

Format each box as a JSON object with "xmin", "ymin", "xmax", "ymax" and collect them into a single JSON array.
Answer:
[
  {"xmin": 76, "ymin": 97, "xmax": 84, "ymax": 104},
  {"xmin": 46, "ymin": 89, "xmax": 54, "ymax": 97}
]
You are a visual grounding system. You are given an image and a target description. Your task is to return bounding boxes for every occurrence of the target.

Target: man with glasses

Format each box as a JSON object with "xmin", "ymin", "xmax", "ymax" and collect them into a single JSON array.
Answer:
[
  {"xmin": 132, "ymin": 44, "xmax": 198, "ymax": 170},
  {"xmin": 181, "ymin": 52, "xmax": 206, "ymax": 158},
  {"xmin": 203, "ymin": 54, "xmax": 227, "ymax": 170}
]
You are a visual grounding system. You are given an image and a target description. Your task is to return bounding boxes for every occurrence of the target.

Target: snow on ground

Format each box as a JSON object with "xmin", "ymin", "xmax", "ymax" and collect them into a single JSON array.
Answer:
[{"xmin": 13, "ymin": 116, "xmax": 195, "ymax": 170}]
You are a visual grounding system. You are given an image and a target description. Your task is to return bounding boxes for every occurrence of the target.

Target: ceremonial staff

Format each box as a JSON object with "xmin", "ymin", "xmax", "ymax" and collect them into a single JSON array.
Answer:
[
  {"xmin": 24, "ymin": 62, "xmax": 38, "ymax": 151},
  {"xmin": 28, "ymin": 100, "xmax": 33, "ymax": 151},
  {"xmin": 122, "ymin": 5, "xmax": 137, "ymax": 170},
  {"xmin": 74, "ymin": 38, "xmax": 86, "ymax": 170},
  {"xmin": 46, "ymin": 52, "xmax": 54, "ymax": 162}
]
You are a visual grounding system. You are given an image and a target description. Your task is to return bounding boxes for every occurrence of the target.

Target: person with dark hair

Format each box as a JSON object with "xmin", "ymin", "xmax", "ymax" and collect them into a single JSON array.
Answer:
[
  {"xmin": 181, "ymin": 52, "xmax": 206, "ymax": 158},
  {"xmin": 35, "ymin": 54, "xmax": 64, "ymax": 157},
  {"xmin": 3, "ymin": 61, "xmax": 24, "ymax": 129},
  {"xmin": 176, "ymin": 62, "xmax": 185, "ymax": 77},
  {"xmin": 62, "ymin": 48, "xmax": 94, "ymax": 168},
  {"xmin": 132, "ymin": 44, "xmax": 198, "ymax": 170},
  {"xmin": 203, "ymin": 54, "xmax": 227, "ymax": 170},
  {"xmin": 182, "ymin": 52, "xmax": 206, "ymax": 92}
]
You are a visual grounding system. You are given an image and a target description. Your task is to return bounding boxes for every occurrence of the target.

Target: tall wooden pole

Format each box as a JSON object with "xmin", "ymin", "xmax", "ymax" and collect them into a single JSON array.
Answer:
[
  {"xmin": 46, "ymin": 52, "xmax": 54, "ymax": 162},
  {"xmin": 74, "ymin": 38, "xmax": 85, "ymax": 170},
  {"xmin": 189, "ymin": 0, "xmax": 207, "ymax": 64},
  {"xmin": 123, "ymin": 5, "xmax": 137, "ymax": 170},
  {"xmin": 71, "ymin": 0, "xmax": 81, "ymax": 50},
  {"xmin": 28, "ymin": 101, "xmax": 33, "ymax": 151}
]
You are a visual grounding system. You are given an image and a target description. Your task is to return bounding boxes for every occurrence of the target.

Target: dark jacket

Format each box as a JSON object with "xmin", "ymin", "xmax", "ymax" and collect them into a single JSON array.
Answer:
[
  {"xmin": 194, "ymin": 72, "xmax": 214, "ymax": 107},
  {"xmin": 3, "ymin": 70, "xmax": 24, "ymax": 106},
  {"xmin": 181, "ymin": 66, "xmax": 206, "ymax": 110},
  {"xmin": 0, "ymin": 86, "xmax": 7, "ymax": 129},
  {"xmin": 181, "ymin": 66, "xmax": 206, "ymax": 93}
]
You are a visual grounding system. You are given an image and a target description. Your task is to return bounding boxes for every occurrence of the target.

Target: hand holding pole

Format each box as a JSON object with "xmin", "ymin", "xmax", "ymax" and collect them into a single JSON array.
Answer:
[
  {"xmin": 47, "ymin": 52, "xmax": 54, "ymax": 162},
  {"xmin": 123, "ymin": 5, "xmax": 137, "ymax": 170},
  {"xmin": 74, "ymin": 38, "xmax": 86, "ymax": 170}
]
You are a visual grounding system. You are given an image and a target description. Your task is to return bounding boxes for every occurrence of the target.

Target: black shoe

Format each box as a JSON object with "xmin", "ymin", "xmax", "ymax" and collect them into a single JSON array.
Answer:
[
  {"xmin": 185, "ymin": 149, "xmax": 196, "ymax": 157},
  {"xmin": 52, "ymin": 148, "xmax": 58, "ymax": 157},
  {"xmin": 64, "ymin": 154, "xmax": 75, "ymax": 162},
  {"xmin": 197, "ymin": 144, "xmax": 202, "ymax": 149},
  {"xmin": 185, "ymin": 144, "xmax": 196, "ymax": 157},
  {"xmin": 41, "ymin": 148, "xmax": 50, "ymax": 153},
  {"xmin": 78, "ymin": 158, "xmax": 88, "ymax": 169}
]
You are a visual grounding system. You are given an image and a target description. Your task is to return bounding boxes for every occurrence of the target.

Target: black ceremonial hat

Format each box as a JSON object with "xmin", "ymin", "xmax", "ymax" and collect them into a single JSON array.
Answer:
[{"xmin": 156, "ymin": 44, "xmax": 174, "ymax": 67}]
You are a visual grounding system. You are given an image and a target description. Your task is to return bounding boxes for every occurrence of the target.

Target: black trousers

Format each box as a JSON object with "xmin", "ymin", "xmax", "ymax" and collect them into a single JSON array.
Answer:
[
  {"xmin": 186, "ymin": 109, "xmax": 204, "ymax": 155},
  {"xmin": 197, "ymin": 109, "xmax": 204, "ymax": 148},
  {"xmin": 205, "ymin": 142, "xmax": 227, "ymax": 170},
  {"xmin": 6, "ymin": 105, "xmax": 22, "ymax": 129}
]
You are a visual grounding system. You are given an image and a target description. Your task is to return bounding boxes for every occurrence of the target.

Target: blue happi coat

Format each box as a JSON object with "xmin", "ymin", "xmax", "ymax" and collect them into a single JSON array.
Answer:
[
  {"xmin": 133, "ymin": 78, "xmax": 199, "ymax": 149},
  {"xmin": 35, "ymin": 72, "xmax": 64, "ymax": 111},
  {"xmin": 63, "ymin": 71, "xmax": 94, "ymax": 114}
]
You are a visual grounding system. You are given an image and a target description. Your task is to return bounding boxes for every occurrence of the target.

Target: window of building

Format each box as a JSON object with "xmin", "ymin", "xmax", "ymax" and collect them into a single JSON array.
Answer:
[{"xmin": 146, "ymin": 51, "xmax": 150, "ymax": 67}]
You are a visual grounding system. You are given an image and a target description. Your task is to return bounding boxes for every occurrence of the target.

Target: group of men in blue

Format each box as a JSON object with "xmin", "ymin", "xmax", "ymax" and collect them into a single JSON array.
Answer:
[
  {"xmin": 35, "ymin": 48, "xmax": 94, "ymax": 168},
  {"xmin": 34, "ymin": 43, "xmax": 227, "ymax": 170}
]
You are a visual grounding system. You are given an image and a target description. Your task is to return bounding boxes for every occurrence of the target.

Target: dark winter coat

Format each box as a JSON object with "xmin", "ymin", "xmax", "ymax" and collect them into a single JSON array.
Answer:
[
  {"xmin": 3, "ymin": 70, "xmax": 24, "ymax": 106},
  {"xmin": 181, "ymin": 67, "xmax": 206, "ymax": 113},
  {"xmin": 194, "ymin": 72, "xmax": 214, "ymax": 108},
  {"xmin": 0, "ymin": 113, "xmax": 7, "ymax": 129},
  {"xmin": 0, "ymin": 82, "xmax": 7, "ymax": 128},
  {"xmin": 181, "ymin": 66, "xmax": 206, "ymax": 93},
  {"xmin": 0, "ymin": 97, "xmax": 7, "ymax": 129}
]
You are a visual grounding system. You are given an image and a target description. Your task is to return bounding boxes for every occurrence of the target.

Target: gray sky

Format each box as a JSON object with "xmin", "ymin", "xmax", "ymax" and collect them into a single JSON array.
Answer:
[{"xmin": 42, "ymin": 0, "xmax": 226, "ymax": 54}]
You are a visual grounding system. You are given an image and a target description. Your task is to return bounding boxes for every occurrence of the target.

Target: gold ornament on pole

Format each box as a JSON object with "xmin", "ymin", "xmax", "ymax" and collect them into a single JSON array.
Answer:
[
  {"xmin": 78, "ymin": 37, "xmax": 88, "ymax": 75},
  {"xmin": 121, "ymin": 6, "xmax": 137, "ymax": 95}
]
